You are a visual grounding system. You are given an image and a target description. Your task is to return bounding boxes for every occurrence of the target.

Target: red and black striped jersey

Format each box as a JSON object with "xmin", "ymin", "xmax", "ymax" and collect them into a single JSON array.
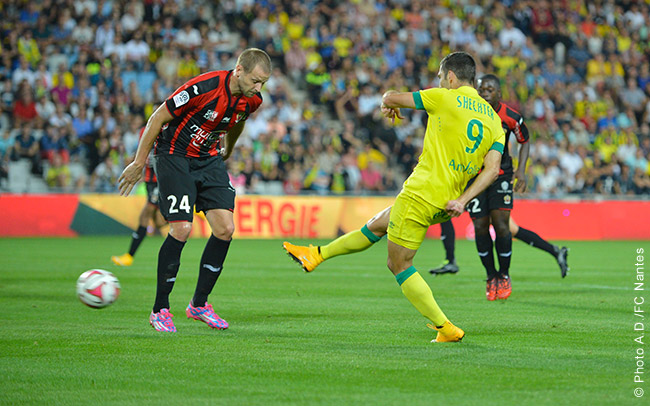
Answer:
[
  {"xmin": 155, "ymin": 70, "xmax": 263, "ymax": 158},
  {"xmin": 138, "ymin": 127, "xmax": 157, "ymax": 182},
  {"xmin": 495, "ymin": 101, "xmax": 529, "ymax": 176}
]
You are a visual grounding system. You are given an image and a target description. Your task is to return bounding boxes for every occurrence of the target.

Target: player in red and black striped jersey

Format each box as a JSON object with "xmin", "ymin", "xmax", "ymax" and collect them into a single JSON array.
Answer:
[
  {"xmin": 462, "ymin": 74, "xmax": 530, "ymax": 300},
  {"xmin": 118, "ymin": 48, "xmax": 271, "ymax": 332},
  {"xmin": 111, "ymin": 127, "xmax": 167, "ymax": 267}
]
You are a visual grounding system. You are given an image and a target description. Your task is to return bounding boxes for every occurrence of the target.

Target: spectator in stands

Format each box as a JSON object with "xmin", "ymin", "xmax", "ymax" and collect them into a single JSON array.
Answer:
[
  {"xmin": 0, "ymin": 130, "xmax": 12, "ymax": 183},
  {"xmin": 13, "ymin": 84, "xmax": 38, "ymax": 124},
  {"xmin": 125, "ymin": 30, "xmax": 151, "ymax": 69},
  {"xmin": 90, "ymin": 155, "xmax": 120, "ymax": 192},
  {"xmin": 46, "ymin": 151, "xmax": 71, "ymax": 189},
  {"xmin": 284, "ymin": 40, "xmax": 307, "ymax": 85},
  {"xmin": 499, "ymin": 19, "xmax": 527, "ymax": 50},
  {"xmin": 11, "ymin": 123, "xmax": 41, "ymax": 175},
  {"xmin": 175, "ymin": 23, "xmax": 202, "ymax": 51},
  {"xmin": 360, "ymin": 161, "xmax": 384, "ymax": 193},
  {"xmin": 35, "ymin": 94, "xmax": 55, "ymax": 122},
  {"xmin": 40, "ymin": 126, "xmax": 69, "ymax": 164}
]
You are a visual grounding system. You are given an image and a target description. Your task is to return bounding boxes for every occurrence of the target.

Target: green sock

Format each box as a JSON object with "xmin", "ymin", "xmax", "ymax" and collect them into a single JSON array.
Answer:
[
  {"xmin": 396, "ymin": 266, "xmax": 448, "ymax": 326},
  {"xmin": 320, "ymin": 225, "xmax": 381, "ymax": 260}
]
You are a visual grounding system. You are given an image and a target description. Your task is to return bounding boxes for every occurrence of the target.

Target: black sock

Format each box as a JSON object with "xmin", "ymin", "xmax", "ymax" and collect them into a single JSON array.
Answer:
[
  {"xmin": 192, "ymin": 235, "xmax": 231, "ymax": 307},
  {"xmin": 440, "ymin": 220, "xmax": 455, "ymax": 262},
  {"xmin": 515, "ymin": 227, "xmax": 558, "ymax": 257},
  {"xmin": 475, "ymin": 233, "xmax": 497, "ymax": 279},
  {"xmin": 128, "ymin": 226, "xmax": 148, "ymax": 256},
  {"xmin": 495, "ymin": 233, "xmax": 513, "ymax": 277},
  {"xmin": 153, "ymin": 234, "xmax": 186, "ymax": 313}
]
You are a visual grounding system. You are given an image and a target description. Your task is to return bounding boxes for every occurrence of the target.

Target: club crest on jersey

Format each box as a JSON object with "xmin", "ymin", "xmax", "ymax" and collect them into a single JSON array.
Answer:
[
  {"xmin": 173, "ymin": 90, "xmax": 190, "ymax": 107},
  {"xmin": 235, "ymin": 112, "xmax": 247, "ymax": 123},
  {"xmin": 204, "ymin": 109, "xmax": 219, "ymax": 121}
]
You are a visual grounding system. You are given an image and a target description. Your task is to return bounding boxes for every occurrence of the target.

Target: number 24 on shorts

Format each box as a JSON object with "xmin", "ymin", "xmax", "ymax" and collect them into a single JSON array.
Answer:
[{"xmin": 168, "ymin": 194, "xmax": 191, "ymax": 214}]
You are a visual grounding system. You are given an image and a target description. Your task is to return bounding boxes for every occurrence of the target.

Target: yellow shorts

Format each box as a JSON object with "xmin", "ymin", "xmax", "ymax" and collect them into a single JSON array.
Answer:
[{"xmin": 387, "ymin": 191, "xmax": 450, "ymax": 250}]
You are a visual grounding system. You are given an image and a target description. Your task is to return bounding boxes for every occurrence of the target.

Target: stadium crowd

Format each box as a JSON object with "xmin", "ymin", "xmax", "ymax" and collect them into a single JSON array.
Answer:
[{"xmin": 1, "ymin": 0, "xmax": 650, "ymax": 197}]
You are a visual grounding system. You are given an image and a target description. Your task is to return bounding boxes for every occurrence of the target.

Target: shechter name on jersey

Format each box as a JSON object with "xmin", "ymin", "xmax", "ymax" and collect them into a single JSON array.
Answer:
[{"xmin": 456, "ymin": 95, "xmax": 495, "ymax": 120}]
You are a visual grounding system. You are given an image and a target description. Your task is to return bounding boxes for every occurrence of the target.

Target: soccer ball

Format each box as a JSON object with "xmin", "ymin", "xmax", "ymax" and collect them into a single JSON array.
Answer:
[{"xmin": 76, "ymin": 269, "xmax": 121, "ymax": 308}]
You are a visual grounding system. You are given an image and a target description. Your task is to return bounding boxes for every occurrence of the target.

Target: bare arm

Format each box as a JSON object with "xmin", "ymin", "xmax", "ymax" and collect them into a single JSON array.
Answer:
[
  {"xmin": 221, "ymin": 120, "xmax": 245, "ymax": 161},
  {"xmin": 446, "ymin": 149, "xmax": 502, "ymax": 217},
  {"xmin": 380, "ymin": 90, "xmax": 416, "ymax": 121},
  {"xmin": 514, "ymin": 141, "xmax": 530, "ymax": 193},
  {"xmin": 118, "ymin": 103, "xmax": 173, "ymax": 196}
]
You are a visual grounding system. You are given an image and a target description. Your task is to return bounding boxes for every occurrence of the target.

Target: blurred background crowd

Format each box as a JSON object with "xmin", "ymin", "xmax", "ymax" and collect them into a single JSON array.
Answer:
[{"xmin": 1, "ymin": 0, "xmax": 650, "ymax": 198}]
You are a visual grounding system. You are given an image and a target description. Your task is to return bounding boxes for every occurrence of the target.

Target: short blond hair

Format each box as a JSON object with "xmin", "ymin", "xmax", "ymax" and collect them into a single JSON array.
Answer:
[{"xmin": 236, "ymin": 48, "xmax": 272, "ymax": 74}]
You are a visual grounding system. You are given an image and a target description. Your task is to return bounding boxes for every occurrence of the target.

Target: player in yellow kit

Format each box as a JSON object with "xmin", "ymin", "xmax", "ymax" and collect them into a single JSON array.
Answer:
[{"xmin": 285, "ymin": 52, "xmax": 505, "ymax": 343}]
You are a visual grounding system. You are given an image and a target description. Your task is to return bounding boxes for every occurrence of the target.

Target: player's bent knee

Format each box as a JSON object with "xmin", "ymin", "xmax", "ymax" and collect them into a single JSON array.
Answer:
[
  {"xmin": 494, "ymin": 223, "xmax": 510, "ymax": 236},
  {"xmin": 367, "ymin": 221, "xmax": 387, "ymax": 236},
  {"xmin": 387, "ymin": 256, "xmax": 410, "ymax": 275},
  {"xmin": 169, "ymin": 222, "xmax": 193, "ymax": 241},
  {"xmin": 213, "ymin": 223, "xmax": 235, "ymax": 240},
  {"xmin": 473, "ymin": 217, "xmax": 490, "ymax": 235}
]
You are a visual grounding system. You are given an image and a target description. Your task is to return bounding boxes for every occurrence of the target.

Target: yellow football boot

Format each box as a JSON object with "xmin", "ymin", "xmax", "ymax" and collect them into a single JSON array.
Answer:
[
  {"xmin": 428, "ymin": 321, "xmax": 465, "ymax": 343},
  {"xmin": 111, "ymin": 253, "xmax": 133, "ymax": 267},
  {"xmin": 282, "ymin": 242, "xmax": 323, "ymax": 272}
]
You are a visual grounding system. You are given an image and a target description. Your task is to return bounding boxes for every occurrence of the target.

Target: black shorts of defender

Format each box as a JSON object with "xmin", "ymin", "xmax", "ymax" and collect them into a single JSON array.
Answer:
[
  {"xmin": 145, "ymin": 181, "xmax": 160, "ymax": 206},
  {"xmin": 154, "ymin": 155, "xmax": 235, "ymax": 222},
  {"xmin": 466, "ymin": 173, "xmax": 513, "ymax": 219}
]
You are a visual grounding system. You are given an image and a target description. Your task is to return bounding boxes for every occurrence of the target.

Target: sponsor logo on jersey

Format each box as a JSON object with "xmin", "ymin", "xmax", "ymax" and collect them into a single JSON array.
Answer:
[
  {"xmin": 189, "ymin": 124, "xmax": 219, "ymax": 148},
  {"xmin": 204, "ymin": 109, "xmax": 219, "ymax": 121},
  {"xmin": 173, "ymin": 90, "xmax": 190, "ymax": 107}
]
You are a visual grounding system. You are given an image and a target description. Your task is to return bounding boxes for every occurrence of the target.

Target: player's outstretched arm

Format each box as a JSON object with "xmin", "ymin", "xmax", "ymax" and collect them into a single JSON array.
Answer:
[
  {"xmin": 446, "ymin": 149, "xmax": 502, "ymax": 217},
  {"xmin": 118, "ymin": 103, "xmax": 173, "ymax": 196},
  {"xmin": 381, "ymin": 90, "xmax": 416, "ymax": 121}
]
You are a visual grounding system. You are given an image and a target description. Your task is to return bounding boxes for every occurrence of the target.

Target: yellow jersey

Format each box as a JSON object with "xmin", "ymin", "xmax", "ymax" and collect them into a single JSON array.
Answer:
[{"xmin": 402, "ymin": 85, "xmax": 505, "ymax": 209}]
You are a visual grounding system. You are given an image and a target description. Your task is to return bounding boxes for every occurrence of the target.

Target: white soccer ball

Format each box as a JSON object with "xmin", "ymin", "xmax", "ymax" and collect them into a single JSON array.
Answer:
[{"xmin": 76, "ymin": 269, "xmax": 121, "ymax": 308}]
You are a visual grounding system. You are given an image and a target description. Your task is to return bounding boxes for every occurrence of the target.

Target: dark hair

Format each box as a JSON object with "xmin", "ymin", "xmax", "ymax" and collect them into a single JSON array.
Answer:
[
  {"xmin": 440, "ymin": 52, "xmax": 476, "ymax": 85},
  {"xmin": 237, "ymin": 48, "xmax": 272, "ymax": 74},
  {"xmin": 478, "ymin": 74, "xmax": 501, "ymax": 90}
]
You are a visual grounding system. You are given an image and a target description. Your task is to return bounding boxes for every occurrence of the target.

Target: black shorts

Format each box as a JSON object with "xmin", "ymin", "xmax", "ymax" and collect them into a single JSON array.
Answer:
[
  {"xmin": 154, "ymin": 154, "xmax": 235, "ymax": 222},
  {"xmin": 466, "ymin": 173, "xmax": 513, "ymax": 219},
  {"xmin": 145, "ymin": 181, "xmax": 160, "ymax": 206}
]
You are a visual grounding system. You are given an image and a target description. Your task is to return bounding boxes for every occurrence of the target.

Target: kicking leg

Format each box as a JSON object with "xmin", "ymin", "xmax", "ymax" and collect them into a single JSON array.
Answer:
[{"xmin": 283, "ymin": 206, "xmax": 391, "ymax": 272}]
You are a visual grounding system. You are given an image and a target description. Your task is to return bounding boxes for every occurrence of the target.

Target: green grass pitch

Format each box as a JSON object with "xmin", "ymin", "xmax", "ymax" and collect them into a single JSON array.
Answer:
[{"xmin": 0, "ymin": 236, "xmax": 645, "ymax": 405}]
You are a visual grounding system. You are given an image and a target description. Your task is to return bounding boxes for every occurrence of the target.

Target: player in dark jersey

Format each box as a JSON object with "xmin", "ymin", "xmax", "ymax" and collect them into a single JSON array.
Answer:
[
  {"xmin": 118, "ymin": 48, "xmax": 272, "ymax": 332},
  {"xmin": 469, "ymin": 74, "xmax": 528, "ymax": 301},
  {"xmin": 112, "ymin": 127, "xmax": 167, "ymax": 267},
  {"xmin": 467, "ymin": 74, "xmax": 527, "ymax": 300}
]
